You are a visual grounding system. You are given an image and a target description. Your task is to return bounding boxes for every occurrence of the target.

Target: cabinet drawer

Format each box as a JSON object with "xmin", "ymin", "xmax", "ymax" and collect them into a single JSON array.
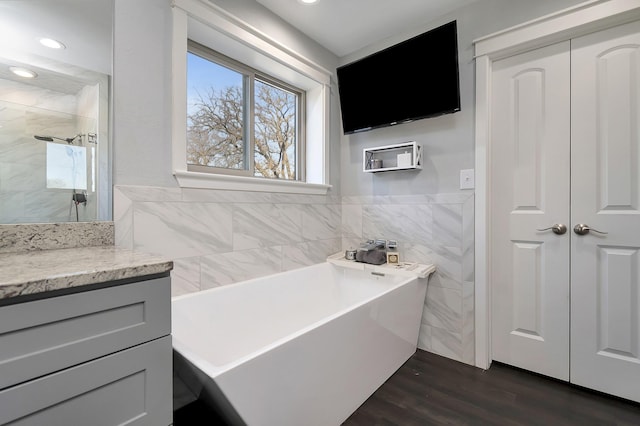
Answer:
[
  {"xmin": 0, "ymin": 277, "xmax": 170, "ymax": 390},
  {"xmin": 0, "ymin": 335, "xmax": 172, "ymax": 426}
]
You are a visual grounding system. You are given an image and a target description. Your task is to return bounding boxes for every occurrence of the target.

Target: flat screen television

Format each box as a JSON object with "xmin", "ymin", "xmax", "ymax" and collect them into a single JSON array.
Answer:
[{"xmin": 336, "ymin": 20, "xmax": 461, "ymax": 135}]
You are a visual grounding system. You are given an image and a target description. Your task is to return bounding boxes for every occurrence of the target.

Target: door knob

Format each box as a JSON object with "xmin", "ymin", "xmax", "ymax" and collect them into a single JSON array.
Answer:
[
  {"xmin": 573, "ymin": 224, "xmax": 608, "ymax": 236},
  {"xmin": 536, "ymin": 224, "xmax": 567, "ymax": 235}
]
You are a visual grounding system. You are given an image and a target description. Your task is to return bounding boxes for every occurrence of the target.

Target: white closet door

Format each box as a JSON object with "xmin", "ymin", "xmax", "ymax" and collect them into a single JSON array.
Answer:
[
  {"xmin": 571, "ymin": 19, "xmax": 640, "ymax": 403},
  {"xmin": 490, "ymin": 42, "xmax": 571, "ymax": 381}
]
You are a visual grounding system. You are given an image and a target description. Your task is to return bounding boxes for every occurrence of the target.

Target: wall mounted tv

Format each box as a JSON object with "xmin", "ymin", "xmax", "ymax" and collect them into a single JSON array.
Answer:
[{"xmin": 336, "ymin": 20, "xmax": 461, "ymax": 135}]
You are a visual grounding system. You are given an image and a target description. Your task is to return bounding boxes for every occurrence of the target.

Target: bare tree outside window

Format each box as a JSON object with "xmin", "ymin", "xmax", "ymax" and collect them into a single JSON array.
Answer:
[
  {"xmin": 254, "ymin": 80, "xmax": 296, "ymax": 179},
  {"xmin": 187, "ymin": 86, "xmax": 244, "ymax": 169},
  {"xmin": 186, "ymin": 49, "xmax": 300, "ymax": 180}
]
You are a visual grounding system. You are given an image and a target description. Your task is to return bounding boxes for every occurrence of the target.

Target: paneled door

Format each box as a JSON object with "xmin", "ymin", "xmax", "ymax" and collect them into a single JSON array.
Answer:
[
  {"xmin": 491, "ymin": 19, "xmax": 640, "ymax": 402},
  {"xmin": 570, "ymin": 20, "xmax": 640, "ymax": 403},
  {"xmin": 490, "ymin": 41, "xmax": 571, "ymax": 381}
]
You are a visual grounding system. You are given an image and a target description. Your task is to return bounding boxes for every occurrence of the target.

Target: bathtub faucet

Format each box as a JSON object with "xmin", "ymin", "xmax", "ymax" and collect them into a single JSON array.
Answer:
[
  {"xmin": 359, "ymin": 239, "xmax": 386, "ymax": 252},
  {"xmin": 356, "ymin": 239, "xmax": 388, "ymax": 265}
]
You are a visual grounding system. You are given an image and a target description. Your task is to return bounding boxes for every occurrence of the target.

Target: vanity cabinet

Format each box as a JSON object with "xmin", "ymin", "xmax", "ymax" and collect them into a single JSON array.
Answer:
[{"xmin": 0, "ymin": 276, "xmax": 172, "ymax": 425}]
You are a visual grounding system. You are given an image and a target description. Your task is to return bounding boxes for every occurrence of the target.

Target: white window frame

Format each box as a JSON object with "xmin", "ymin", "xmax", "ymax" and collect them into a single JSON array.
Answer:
[
  {"xmin": 187, "ymin": 42, "xmax": 307, "ymax": 181},
  {"xmin": 171, "ymin": 0, "xmax": 332, "ymax": 195}
]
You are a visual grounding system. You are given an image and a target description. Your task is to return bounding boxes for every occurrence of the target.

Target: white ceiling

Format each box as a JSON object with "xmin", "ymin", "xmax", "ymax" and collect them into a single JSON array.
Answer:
[
  {"xmin": 0, "ymin": 0, "xmax": 112, "ymax": 75},
  {"xmin": 255, "ymin": 0, "xmax": 479, "ymax": 57}
]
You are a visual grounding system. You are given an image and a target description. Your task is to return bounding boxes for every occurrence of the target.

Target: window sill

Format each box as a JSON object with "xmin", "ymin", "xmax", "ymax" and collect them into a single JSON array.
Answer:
[{"xmin": 173, "ymin": 170, "xmax": 332, "ymax": 195}]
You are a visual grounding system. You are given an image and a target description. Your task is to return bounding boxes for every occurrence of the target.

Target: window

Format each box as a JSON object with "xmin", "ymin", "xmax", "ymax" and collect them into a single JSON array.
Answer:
[
  {"xmin": 171, "ymin": 0, "xmax": 331, "ymax": 194},
  {"xmin": 187, "ymin": 41, "xmax": 304, "ymax": 181}
]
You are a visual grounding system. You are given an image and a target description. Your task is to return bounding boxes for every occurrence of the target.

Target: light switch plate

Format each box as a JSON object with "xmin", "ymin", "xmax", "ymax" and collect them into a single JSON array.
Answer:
[{"xmin": 460, "ymin": 169, "xmax": 475, "ymax": 189}]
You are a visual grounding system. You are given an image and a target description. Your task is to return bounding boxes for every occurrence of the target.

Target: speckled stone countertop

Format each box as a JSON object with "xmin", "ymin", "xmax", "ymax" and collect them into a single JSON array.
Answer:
[{"xmin": 0, "ymin": 246, "xmax": 173, "ymax": 300}]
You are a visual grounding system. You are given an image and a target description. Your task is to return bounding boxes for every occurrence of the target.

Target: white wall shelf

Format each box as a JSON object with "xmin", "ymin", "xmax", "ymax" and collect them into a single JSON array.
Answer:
[{"xmin": 363, "ymin": 141, "xmax": 422, "ymax": 173}]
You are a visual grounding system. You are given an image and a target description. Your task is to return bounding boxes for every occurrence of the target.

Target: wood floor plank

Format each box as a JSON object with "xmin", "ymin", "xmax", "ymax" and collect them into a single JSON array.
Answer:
[
  {"xmin": 342, "ymin": 349, "xmax": 640, "ymax": 426},
  {"xmin": 175, "ymin": 349, "xmax": 640, "ymax": 425}
]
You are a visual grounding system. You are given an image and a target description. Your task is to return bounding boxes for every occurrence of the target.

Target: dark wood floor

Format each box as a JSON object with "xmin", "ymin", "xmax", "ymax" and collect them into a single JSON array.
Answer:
[
  {"xmin": 174, "ymin": 349, "xmax": 640, "ymax": 425},
  {"xmin": 343, "ymin": 349, "xmax": 640, "ymax": 426}
]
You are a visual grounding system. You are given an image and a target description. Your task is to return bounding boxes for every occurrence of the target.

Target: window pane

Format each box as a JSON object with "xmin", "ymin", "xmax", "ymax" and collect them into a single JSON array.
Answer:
[
  {"xmin": 254, "ymin": 79, "xmax": 297, "ymax": 180},
  {"xmin": 187, "ymin": 52, "xmax": 245, "ymax": 170}
]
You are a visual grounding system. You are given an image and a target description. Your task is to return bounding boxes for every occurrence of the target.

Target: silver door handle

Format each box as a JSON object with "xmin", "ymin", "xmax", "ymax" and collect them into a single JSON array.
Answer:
[
  {"xmin": 573, "ymin": 223, "xmax": 608, "ymax": 236},
  {"xmin": 536, "ymin": 224, "xmax": 567, "ymax": 235}
]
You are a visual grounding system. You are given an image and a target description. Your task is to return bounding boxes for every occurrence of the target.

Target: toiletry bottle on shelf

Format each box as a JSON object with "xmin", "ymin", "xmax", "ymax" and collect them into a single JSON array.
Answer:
[
  {"xmin": 397, "ymin": 151, "xmax": 412, "ymax": 168},
  {"xmin": 386, "ymin": 240, "xmax": 400, "ymax": 265}
]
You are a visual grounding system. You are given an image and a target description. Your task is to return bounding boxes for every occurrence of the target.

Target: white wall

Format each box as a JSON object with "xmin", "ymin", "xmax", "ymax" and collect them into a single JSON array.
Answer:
[
  {"xmin": 340, "ymin": 0, "xmax": 587, "ymax": 196},
  {"xmin": 113, "ymin": 0, "xmax": 175, "ymax": 188}
]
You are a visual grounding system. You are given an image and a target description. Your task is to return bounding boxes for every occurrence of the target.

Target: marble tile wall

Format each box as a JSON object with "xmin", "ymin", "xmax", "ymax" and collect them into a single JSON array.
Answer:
[
  {"xmin": 342, "ymin": 193, "xmax": 475, "ymax": 365},
  {"xmin": 114, "ymin": 185, "xmax": 475, "ymax": 365},
  {"xmin": 114, "ymin": 185, "xmax": 342, "ymax": 297}
]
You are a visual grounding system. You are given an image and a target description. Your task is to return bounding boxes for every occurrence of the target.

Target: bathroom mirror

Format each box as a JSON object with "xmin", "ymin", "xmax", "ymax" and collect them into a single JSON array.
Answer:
[{"xmin": 0, "ymin": 0, "xmax": 112, "ymax": 223}]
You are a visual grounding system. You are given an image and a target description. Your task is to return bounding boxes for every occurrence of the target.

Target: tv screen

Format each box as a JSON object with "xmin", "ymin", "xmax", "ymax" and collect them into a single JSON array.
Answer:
[{"xmin": 336, "ymin": 20, "xmax": 461, "ymax": 135}]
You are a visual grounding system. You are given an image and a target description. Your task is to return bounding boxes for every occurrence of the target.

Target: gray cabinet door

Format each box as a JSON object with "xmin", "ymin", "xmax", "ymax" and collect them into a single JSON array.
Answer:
[
  {"xmin": 0, "ymin": 335, "xmax": 173, "ymax": 426},
  {"xmin": 0, "ymin": 277, "xmax": 170, "ymax": 390}
]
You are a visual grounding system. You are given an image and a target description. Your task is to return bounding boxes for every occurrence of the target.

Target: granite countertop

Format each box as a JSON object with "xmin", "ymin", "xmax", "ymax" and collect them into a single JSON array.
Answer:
[{"xmin": 0, "ymin": 246, "xmax": 173, "ymax": 300}]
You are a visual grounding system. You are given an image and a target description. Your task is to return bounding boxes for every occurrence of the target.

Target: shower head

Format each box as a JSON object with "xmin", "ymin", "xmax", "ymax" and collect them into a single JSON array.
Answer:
[{"xmin": 34, "ymin": 134, "xmax": 80, "ymax": 144}]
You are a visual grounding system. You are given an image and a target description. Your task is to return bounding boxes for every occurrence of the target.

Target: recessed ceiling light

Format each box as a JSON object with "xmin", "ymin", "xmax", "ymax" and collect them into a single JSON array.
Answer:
[
  {"xmin": 298, "ymin": 0, "xmax": 319, "ymax": 4},
  {"xmin": 39, "ymin": 38, "xmax": 66, "ymax": 49},
  {"xmin": 9, "ymin": 67, "xmax": 37, "ymax": 79}
]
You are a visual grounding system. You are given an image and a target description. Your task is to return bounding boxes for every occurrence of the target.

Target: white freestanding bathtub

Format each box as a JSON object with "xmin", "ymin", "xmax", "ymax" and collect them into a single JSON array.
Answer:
[{"xmin": 171, "ymin": 261, "xmax": 432, "ymax": 426}]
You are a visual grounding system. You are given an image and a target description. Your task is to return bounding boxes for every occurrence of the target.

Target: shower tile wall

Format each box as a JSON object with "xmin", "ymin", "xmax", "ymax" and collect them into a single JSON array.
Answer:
[
  {"xmin": 342, "ymin": 193, "xmax": 475, "ymax": 365},
  {"xmin": 115, "ymin": 186, "xmax": 474, "ymax": 365},
  {"xmin": 114, "ymin": 185, "xmax": 342, "ymax": 296},
  {"xmin": 0, "ymin": 79, "xmax": 97, "ymax": 223}
]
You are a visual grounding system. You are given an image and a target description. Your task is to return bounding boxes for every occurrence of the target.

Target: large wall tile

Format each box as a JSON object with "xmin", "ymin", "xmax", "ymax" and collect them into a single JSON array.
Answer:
[
  {"xmin": 428, "ymin": 271, "xmax": 463, "ymax": 291},
  {"xmin": 272, "ymin": 193, "xmax": 333, "ymax": 205},
  {"xmin": 342, "ymin": 237, "xmax": 362, "ymax": 253},
  {"xmin": 200, "ymin": 247, "xmax": 282, "ymax": 289},
  {"xmin": 462, "ymin": 281, "xmax": 475, "ymax": 365},
  {"xmin": 0, "ymin": 191, "xmax": 24, "ymax": 223},
  {"xmin": 133, "ymin": 201, "xmax": 233, "ymax": 258},
  {"xmin": 362, "ymin": 204, "xmax": 432, "ymax": 244},
  {"xmin": 427, "ymin": 193, "xmax": 472, "ymax": 204},
  {"xmin": 282, "ymin": 238, "xmax": 341, "ymax": 271},
  {"xmin": 430, "ymin": 245, "xmax": 463, "ymax": 284},
  {"xmin": 113, "ymin": 186, "xmax": 133, "ymax": 248},
  {"xmin": 418, "ymin": 324, "xmax": 432, "ymax": 352},
  {"xmin": 430, "ymin": 326, "xmax": 463, "ymax": 362},
  {"xmin": 341, "ymin": 203, "xmax": 362, "ymax": 240},
  {"xmin": 462, "ymin": 195, "xmax": 475, "ymax": 282},
  {"xmin": 171, "ymin": 257, "xmax": 201, "ymax": 297},
  {"xmin": 388, "ymin": 194, "xmax": 431, "ymax": 204},
  {"xmin": 401, "ymin": 242, "xmax": 433, "ymax": 264},
  {"xmin": 432, "ymin": 203, "xmax": 463, "ymax": 248},
  {"xmin": 182, "ymin": 188, "xmax": 272, "ymax": 204},
  {"xmin": 301, "ymin": 204, "xmax": 341, "ymax": 240},
  {"xmin": 116, "ymin": 185, "xmax": 182, "ymax": 202},
  {"xmin": 233, "ymin": 203, "xmax": 303, "ymax": 250},
  {"xmin": 0, "ymin": 162, "xmax": 42, "ymax": 191},
  {"xmin": 423, "ymin": 285, "xmax": 462, "ymax": 332}
]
